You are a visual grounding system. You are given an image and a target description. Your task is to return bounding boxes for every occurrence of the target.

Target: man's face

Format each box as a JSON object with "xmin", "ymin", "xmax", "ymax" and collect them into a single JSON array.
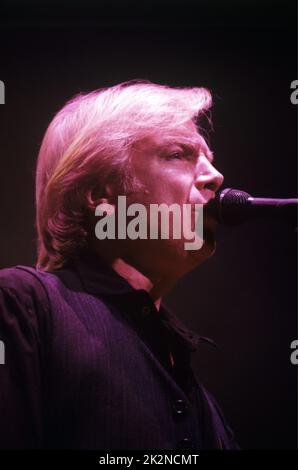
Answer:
[{"xmin": 119, "ymin": 129, "xmax": 224, "ymax": 278}]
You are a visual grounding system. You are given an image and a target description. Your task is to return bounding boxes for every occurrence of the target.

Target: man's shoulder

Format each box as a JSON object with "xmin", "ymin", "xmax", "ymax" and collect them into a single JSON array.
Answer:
[
  {"xmin": 0, "ymin": 263, "xmax": 79, "ymax": 291},
  {"xmin": 0, "ymin": 262, "xmax": 112, "ymax": 311},
  {"xmin": 0, "ymin": 264, "xmax": 40, "ymax": 289},
  {"xmin": 0, "ymin": 265, "xmax": 50, "ymax": 308}
]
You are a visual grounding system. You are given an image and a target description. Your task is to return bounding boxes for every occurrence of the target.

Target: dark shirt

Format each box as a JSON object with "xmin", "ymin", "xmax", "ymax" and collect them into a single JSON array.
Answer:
[{"xmin": 0, "ymin": 252, "xmax": 239, "ymax": 449}]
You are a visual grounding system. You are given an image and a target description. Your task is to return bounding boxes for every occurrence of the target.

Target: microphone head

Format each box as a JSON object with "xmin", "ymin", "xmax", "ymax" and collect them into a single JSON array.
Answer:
[
  {"xmin": 206, "ymin": 188, "xmax": 252, "ymax": 225},
  {"xmin": 206, "ymin": 188, "xmax": 297, "ymax": 226}
]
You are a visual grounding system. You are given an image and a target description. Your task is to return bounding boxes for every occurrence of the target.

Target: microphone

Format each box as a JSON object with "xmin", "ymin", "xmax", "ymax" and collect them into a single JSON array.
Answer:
[{"xmin": 206, "ymin": 188, "xmax": 298, "ymax": 226}]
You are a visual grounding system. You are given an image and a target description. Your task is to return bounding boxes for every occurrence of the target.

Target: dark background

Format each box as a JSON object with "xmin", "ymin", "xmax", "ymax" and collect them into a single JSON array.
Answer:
[{"xmin": 0, "ymin": 0, "xmax": 297, "ymax": 449}]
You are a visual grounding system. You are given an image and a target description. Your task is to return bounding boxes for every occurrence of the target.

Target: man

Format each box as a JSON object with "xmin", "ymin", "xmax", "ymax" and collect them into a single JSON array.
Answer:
[{"xmin": 0, "ymin": 80, "xmax": 238, "ymax": 449}]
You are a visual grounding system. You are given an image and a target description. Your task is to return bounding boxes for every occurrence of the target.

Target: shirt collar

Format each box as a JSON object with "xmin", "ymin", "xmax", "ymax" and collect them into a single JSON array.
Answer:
[{"xmin": 71, "ymin": 250, "xmax": 215, "ymax": 352}]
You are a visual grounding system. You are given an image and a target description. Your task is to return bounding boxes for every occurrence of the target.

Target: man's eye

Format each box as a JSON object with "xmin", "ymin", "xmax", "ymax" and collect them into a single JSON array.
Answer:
[{"xmin": 167, "ymin": 152, "xmax": 183, "ymax": 160}]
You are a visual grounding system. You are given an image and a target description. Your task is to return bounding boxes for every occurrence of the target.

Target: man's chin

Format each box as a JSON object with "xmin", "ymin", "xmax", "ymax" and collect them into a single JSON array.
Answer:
[
  {"xmin": 189, "ymin": 236, "xmax": 216, "ymax": 263},
  {"xmin": 203, "ymin": 236, "xmax": 217, "ymax": 257},
  {"xmin": 202, "ymin": 215, "xmax": 218, "ymax": 256},
  {"xmin": 176, "ymin": 235, "xmax": 217, "ymax": 275},
  {"xmin": 203, "ymin": 225, "xmax": 216, "ymax": 247}
]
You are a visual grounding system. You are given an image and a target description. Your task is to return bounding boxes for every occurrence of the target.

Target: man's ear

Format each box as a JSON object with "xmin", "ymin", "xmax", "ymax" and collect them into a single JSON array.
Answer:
[{"xmin": 85, "ymin": 183, "xmax": 116, "ymax": 212}]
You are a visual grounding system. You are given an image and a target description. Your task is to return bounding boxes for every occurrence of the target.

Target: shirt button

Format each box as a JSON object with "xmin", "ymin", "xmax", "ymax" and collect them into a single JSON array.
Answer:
[
  {"xmin": 177, "ymin": 437, "xmax": 194, "ymax": 450},
  {"xmin": 141, "ymin": 305, "xmax": 151, "ymax": 317},
  {"xmin": 172, "ymin": 399, "xmax": 188, "ymax": 416}
]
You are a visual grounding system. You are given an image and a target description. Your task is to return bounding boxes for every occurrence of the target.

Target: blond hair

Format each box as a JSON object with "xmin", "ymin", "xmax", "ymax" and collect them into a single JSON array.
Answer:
[{"xmin": 35, "ymin": 80, "xmax": 212, "ymax": 271}]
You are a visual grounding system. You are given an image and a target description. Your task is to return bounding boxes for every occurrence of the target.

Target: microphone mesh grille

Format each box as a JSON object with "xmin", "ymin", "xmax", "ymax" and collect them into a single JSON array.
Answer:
[{"xmin": 216, "ymin": 188, "xmax": 251, "ymax": 225}]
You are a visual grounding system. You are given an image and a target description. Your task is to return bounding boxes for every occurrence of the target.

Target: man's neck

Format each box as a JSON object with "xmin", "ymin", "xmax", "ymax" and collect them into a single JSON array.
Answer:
[
  {"xmin": 87, "ymin": 242, "xmax": 179, "ymax": 310},
  {"xmin": 87, "ymin": 248, "xmax": 176, "ymax": 310},
  {"xmin": 111, "ymin": 258, "xmax": 164, "ymax": 310}
]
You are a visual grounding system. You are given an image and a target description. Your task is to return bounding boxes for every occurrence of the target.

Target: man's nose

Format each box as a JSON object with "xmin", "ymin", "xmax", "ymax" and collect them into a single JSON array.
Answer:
[{"xmin": 194, "ymin": 156, "xmax": 224, "ymax": 194}]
